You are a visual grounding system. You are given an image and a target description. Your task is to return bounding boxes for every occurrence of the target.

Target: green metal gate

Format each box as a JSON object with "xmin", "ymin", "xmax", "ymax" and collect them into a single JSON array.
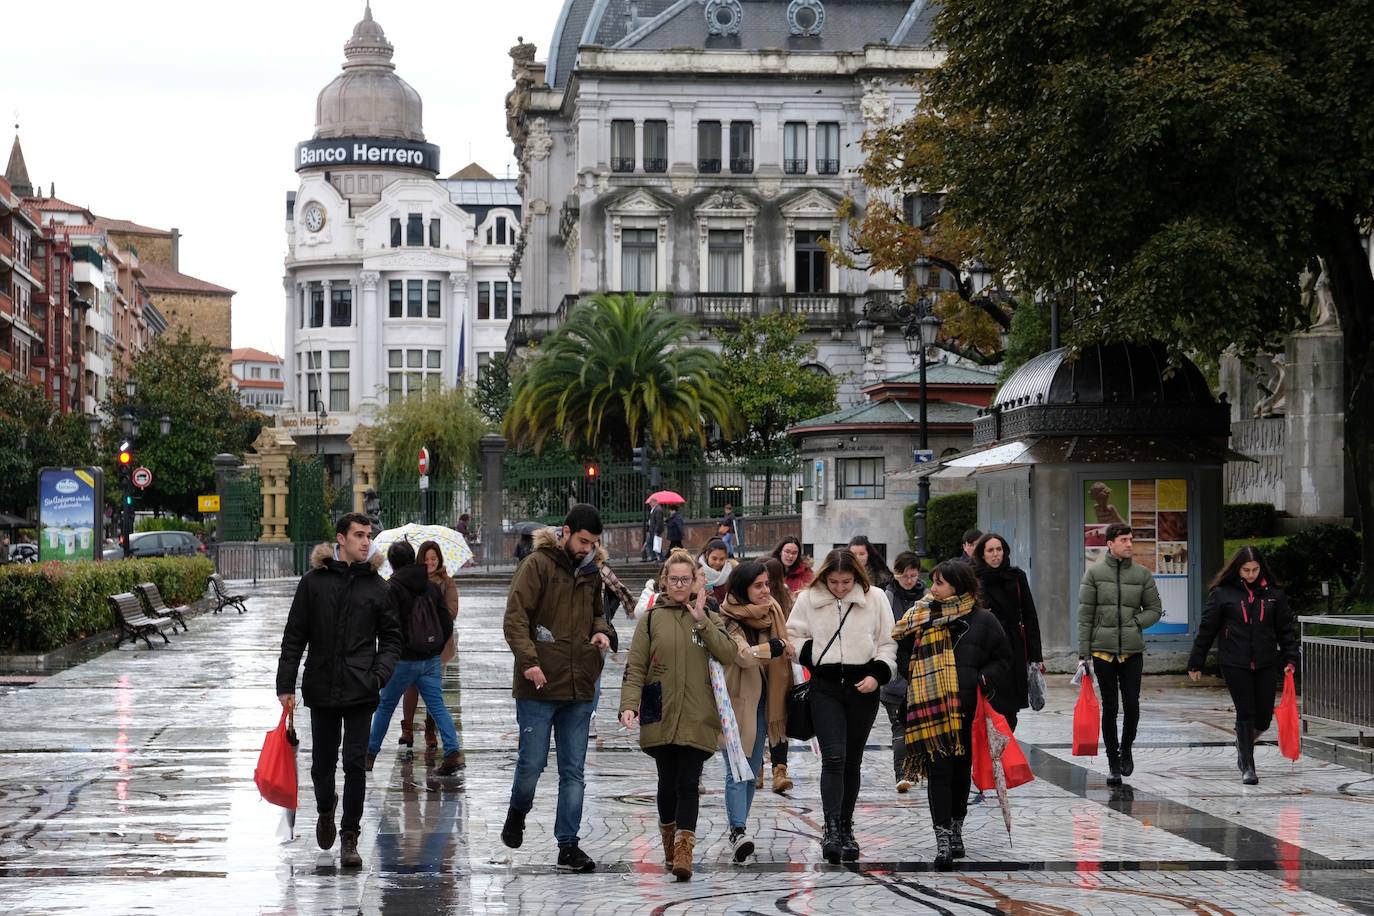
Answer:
[
  {"xmin": 220, "ymin": 468, "xmax": 262, "ymax": 542},
  {"xmin": 287, "ymin": 456, "xmax": 328, "ymax": 547}
]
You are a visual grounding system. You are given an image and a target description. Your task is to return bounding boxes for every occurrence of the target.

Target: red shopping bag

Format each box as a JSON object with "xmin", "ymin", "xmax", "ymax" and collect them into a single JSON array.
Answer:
[
  {"xmin": 255, "ymin": 706, "xmax": 299, "ymax": 809},
  {"xmin": 971, "ymin": 688, "xmax": 1035, "ymax": 791},
  {"xmin": 1275, "ymin": 668, "xmax": 1301, "ymax": 762},
  {"xmin": 1072, "ymin": 674, "xmax": 1100, "ymax": 757}
]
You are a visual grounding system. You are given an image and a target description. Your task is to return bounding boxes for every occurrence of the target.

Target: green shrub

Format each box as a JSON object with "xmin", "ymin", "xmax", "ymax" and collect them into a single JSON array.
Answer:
[
  {"xmin": 925, "ymin": 491, "xmax": 978, "ymax": 561},
  {"xmin": 0, "ymin": 557, "xmax": 213, "ymax": 652},
  {"xmin": 135, "ymin": 516, "xmax": 207, "ymax": 538},
  {"xmin": 1267, "ymin": 524, "xmax": 1361, "ymax": 598},
  {"xmin": 1223, "ymin": 503, "xmax": 1277, "ymax": 539}
]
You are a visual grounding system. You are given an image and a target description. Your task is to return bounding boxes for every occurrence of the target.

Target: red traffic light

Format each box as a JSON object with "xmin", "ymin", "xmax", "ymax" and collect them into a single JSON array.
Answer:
[{"xmin": 585, "ymin": 463, "xmax": 599, "ymax": 479}]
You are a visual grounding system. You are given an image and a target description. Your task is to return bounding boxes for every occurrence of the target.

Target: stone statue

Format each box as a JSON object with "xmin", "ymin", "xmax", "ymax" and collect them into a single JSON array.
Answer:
[
  {"xmin": 1299, "ymin": 258, "xmax": 1340, "ymax": 331},
  {"xmin": 1253, "ymin": 352, "xmax": 1287, "ymax": 418}
]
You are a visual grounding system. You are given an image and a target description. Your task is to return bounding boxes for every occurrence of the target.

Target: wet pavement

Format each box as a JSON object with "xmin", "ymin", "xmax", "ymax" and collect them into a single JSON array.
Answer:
[{"xmin": 1, "ymin": 580, "xmax": 1372, "ymax": 914}]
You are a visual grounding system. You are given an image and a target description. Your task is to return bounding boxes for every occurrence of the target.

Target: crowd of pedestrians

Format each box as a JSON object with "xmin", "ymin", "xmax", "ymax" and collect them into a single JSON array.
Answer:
[{"xmin": 274, "ymin": 501, "xmax": 1298, "ymax": 875}]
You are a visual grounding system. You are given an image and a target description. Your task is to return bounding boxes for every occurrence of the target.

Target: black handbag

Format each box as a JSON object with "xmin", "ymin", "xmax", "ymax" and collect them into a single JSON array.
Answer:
[{"xmin": 785, "ymin": 601, "xmax": 854, "ymax": 740}]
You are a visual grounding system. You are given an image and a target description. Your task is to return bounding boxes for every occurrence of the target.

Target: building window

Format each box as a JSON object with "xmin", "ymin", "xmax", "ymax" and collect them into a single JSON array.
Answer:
[
  {"xmin": 795, "ymin": 231, "xmax": 829, "ymax": 293},
  {"xmin": 250, "ymin": 366, "xmax": 262, "ymax": 379},
  {"xmin": 427, "ymin": 281, "xmax": 442, "ymax": 318},
  {"xmin": 386, "ymin": 349, "xmax": 439, "ymax": 399},
  {"xmin": 836, "ymin": 457, "xmax": 884, "ymax": 499},
  {"xmin": 784, "ymin": 122, "xmax": 807, "ymax": 174},
  {"xmin": 390, "ymin": 218, "xmax": 402, "ymax": 247},
  {"xmin": 270, "ymin": 367, "xmax": 280, "ymax": 380},
  {"xmin": 495, "ymin": 282, "xmax": 509, "ymax": 320},
  {"xmin": 298, "ymin": 286, "xmax": 305, "ymax": 328},
  {"xmin": 328, "ymin": 350, "xmax": 350, "ymax": 412},
  {"xmin": 697, "ymin": 120, "xmax": 721, "ymax": 173},
  {"xmin": 387, "ymin": 350, "xmax": 403, "ymax": 403},
  {"xmin": 478, "ymin": 282, "xmax": 491, "ymax": 320},
  {"xmin": 305, "ymin": 351, "xmax": 322, "ymax": 412},
  {"xmin": 644, "ymin": 120, "xmax": 667, "ymax": 172},
  {"xmin": 621, "ymin": 228, "xmax": 657, "ymax": 292},
  {"xmin": 330, "ymin": 284, "xmax": 352, "ymax": 326},
  {"xmin": 429, "ymin": 218, "xmax": 441, "ymax": 248},
  {"xmin": 512, "ymin": 281, "xmax": 522, "ymax": 315},
  {"xmin": 389, "ymin": 280, "xmax": 403, "ymax": 318},
  {"xmin": 406, "ymin": 280, "xmax": 422, "ymax": 318},
  {"xmin": 405, "ymin": 213, "xmax": 424, "ymax": 246},
  {"xmin": 707, "ymin": 230, "xmax": 744, "ymax": 292},
  {"xmin": 610, "ymin": 120, "xmax": 635, "ymax": 172},
  {"xmin": 729, "ymin": 121, "xmax": 753, "ymax": 173},
  {"xmin": 309, "ymin": 284, "xmax": 324, "ymax": 327},
  {"xmin": 817, "ymin": 122, "xmax": 840, "ymax": 174}
]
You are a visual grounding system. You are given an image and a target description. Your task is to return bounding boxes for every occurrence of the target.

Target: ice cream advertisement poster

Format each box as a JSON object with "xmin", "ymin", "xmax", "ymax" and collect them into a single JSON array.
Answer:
[{"xmin": 38, "ymin": 468, "xmax": 105, "ymax": 563}]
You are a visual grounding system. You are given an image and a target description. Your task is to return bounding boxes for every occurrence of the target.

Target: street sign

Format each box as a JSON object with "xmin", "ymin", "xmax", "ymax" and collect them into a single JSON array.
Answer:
[
  {"xmin": 198, "ymin": 494, "xmax": 221, "ymax": 513},
  {"xmin": 418, "ymin": 474, "xmax": 430, "ymax": 491},
  {"xmin": 132, "ymin": 467, "xmax": 154, "ymax": 490},
  {"xmin": 913, "ymin": 449, "xmax": 935, "ymax": 464},
  {"xmin": 418, "ymin": 447, "xmax": 431, "ymax": 476}
]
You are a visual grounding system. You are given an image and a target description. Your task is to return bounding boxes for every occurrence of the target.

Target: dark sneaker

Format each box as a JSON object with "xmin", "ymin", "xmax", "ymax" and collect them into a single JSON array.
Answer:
[
  {"xmin": 339, "ymin": 830, "xmax": 362, "ymax": 868},
  {"xmin": 501, "ymin": 808, "xmax": 526, "ymax": 849},
  {"xmin": 316, "ymin": 796, "xmax": 338, "ymax": 850},
  {"xmin": 556, "ymin": 843, "xmax": 596, "ymax": 873}
]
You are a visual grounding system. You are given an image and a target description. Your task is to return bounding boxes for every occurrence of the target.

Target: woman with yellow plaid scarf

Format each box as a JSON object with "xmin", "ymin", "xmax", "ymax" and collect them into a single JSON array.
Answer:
[{"xmin": 892, "ymin": 560, "xmax": 1013, "ymax": 870}]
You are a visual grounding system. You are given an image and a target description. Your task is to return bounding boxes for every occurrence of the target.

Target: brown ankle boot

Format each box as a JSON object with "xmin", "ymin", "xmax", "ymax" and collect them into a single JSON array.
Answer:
[
  {"xmin": 755, "ymin": 771, "xmax": 764, "ymax": 790},
  {"xmin": 398, "ymin": 719, "xmax": 414, "ymax": 748},
  {"xmin": 340, "ymin": 830, "xmax": 362, "ymax": 868},
  {"xmin": 671, "ymin": 830, "xmax": 696, "ymax": 881},
  {"xmin": 424, "ymin": 714, "xmax": 438, "ymax": 750},
  {"xmin": 658, "ymin": 821, "xmax": 676, "ymax": 871},
  {"xmin": 772, "ymin": 764, "xmax": 793, "ymax": 794}
]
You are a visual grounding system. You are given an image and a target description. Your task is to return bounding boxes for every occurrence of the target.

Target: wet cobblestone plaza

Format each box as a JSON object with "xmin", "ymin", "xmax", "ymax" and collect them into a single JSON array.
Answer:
[{"xmin": 1, "ymin": 581, "xmax": 1372, "ymax": 914}]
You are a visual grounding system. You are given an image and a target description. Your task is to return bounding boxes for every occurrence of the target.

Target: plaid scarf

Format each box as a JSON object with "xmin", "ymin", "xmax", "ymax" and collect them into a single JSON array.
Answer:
[{"xmin": 892, "ymin": 592, "xmax": 976, "ymax": 780}]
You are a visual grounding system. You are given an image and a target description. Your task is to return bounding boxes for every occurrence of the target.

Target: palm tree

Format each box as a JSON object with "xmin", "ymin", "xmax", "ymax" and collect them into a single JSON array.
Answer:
[{"xmin": 505, "ymin": 293, "xmax": 739, "ymax": 455}]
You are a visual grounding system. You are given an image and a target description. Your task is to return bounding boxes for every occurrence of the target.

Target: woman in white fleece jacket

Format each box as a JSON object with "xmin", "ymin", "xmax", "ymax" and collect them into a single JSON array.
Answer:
[{"xmin": 787, "ymin": 548, "xmax": 896, "ymax": 864}]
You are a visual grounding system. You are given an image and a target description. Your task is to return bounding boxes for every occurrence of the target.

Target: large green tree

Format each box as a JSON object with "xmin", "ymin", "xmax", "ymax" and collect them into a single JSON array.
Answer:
[
  {"xmin": 475, "ymin": 351, "xmax": 515, "ymax": 426},
  {"xmin": 874, "ymin": 0, "xmax": 1374, "ymax": 591},
  {"xmin": 371, "ymin": 384, "xmax": 489, "ymax": 482},
  {"xmin": 714, "ymin": 313, "xmax": 839, "ymax": 457},
  {"xmin": 102, "ymin": 331, "xmax": 263, "ymax": 517},
  {"xmin": 505, "ymin": 293, "xmax": 740, "ymax": 456},
  {"xmin": 0, "ymin": 381, "xmax": 95, "ymax": 517}
]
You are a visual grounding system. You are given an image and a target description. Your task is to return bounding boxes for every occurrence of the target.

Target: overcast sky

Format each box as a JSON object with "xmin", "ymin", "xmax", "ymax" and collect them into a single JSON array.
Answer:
[{"xmin": 1, "ymin": 0, "xmax": 566, "ymax": 355}]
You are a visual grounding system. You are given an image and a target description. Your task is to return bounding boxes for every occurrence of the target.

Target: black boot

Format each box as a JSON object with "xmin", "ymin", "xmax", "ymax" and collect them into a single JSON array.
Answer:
[
  {"xmin": 339, "ymin": 829, "xmax": 362, "ymax": 868},
  {"xmin": 501, "ymin": 807, "xmax": 527, "ymax": 849},
  {"xmin": 950, "ymin": 817, "xmax": 966, "ymax": 859},
  {"xmin": 933, "ymin": 823, "xmax": 955, "ymax": 871},
  {"xmin": 839, "ymin": 818, "xmax": 860, "ymax": 862},
  {"xmin": 821, "ymin": 817, "xmax": 843, "ymax": 865},
  {"xmin": 1238, "ymin": 723, "xmax": 1259, "ymax": 785},
  {"xmin": 1120, "ymin": 743, "xmax": 1134, "ymax": 777},
  {"xmin": 1106, "ymin": 753, "xmax": 1123, "ymax": 786}
]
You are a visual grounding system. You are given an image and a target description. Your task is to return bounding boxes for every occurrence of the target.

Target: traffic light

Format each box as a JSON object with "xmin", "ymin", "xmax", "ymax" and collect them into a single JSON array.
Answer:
[
  {"xmin": 632, "ymin": 446, "xmax": 648, "ymax": 477},
  {"xmin": 584, "ymin": 462, "xmax": 599, "ymax": 482},
  {"xmin": 117, "ymin": 440, "xmax": 134, "ymax": 480}
]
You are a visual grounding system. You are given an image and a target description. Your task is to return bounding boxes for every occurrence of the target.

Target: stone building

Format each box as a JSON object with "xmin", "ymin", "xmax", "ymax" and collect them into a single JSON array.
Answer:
[
  {"xmin": 230, "ymin": 347, "xmax": 285, "ymax": 417},
  {"xmin": 505, "ymin": 0, "xmax": 945, "ymax": 403},
  {"xmin": 0, "ymin": 170, "xmax": 44, "ymax": 389},
  {"xmin": 281, "ymin": 6, "xmax": 518, "ymax": 485}
]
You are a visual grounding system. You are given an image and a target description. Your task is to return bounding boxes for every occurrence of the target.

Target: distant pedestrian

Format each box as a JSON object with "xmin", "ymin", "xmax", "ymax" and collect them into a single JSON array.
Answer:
[
  {"xmin": 956, "ymin": 529, "xmax": 983, "ymax": 564},
  {"xmin": 788, "ymin": 548, "xmax": 896, "ymax": 864},
  {"xmin": 772, "ymin": 537, "xmax": 813, "ymax": 594},
  {"xmin": 1078, "ymin": 523, "xmax": 1162, "ymax": 786},
  {"xmin": 501, "ymin": 504, "xmax": 615, "ymax": 872},
  {"xmin": 892, "ymin": 559, "xmax": 1013, "ymax": 871},
  {"xmin": 665, "ymin": 505, "xmax": 686, "ymax": 552},
  {"xmin": 396, "ymin": 540, "xmax": 462, "ymax": 754},
  {"xmin": 366, "ymin": 542, "xmax": 463, "ymax": 775},
  {"xmin": 698, "ymin": 538, "xmax": 735, "ymax": 604},
  {"xmin": 722, "ymin": 504, "xmax": 741, "ymax": 555},
  {"xmin": 717, "ymin": 521, "xmax": 736, "ymax": 557},
  {"xmin": 646, "ymin": 498, "xmax": 666, "ymax": 560},
  {"xmin": 847, "ymin": 535, "xmax": 893, "ymax": 590},
  {"xmin": 1188, "ymin": 546, "xmax": 1299, "ymax": 785},
  {"xmin": 719, "ymin": 560, "xmax": 794, "ymax": 861},
  {"xmin": 972, "ymin": 533, "xmax": 1043, "ymax": 731},
  {"xmin": 276, "ymin": 512, "xmax": 403, "ymax": 869},
  {"xmin": 758, "ymin": 557, "xmax": 796, "ymax": 792},
  {"xmin": 619, "ymin": 550, "xmax": 737, "ymax": 881},
  {"xmin": 880, "ymin": 551, "xmax": 925, "ymax": 792},
  {"xmin": 456, "ymin": 513, "xmax": 472, "ymax": 540}
]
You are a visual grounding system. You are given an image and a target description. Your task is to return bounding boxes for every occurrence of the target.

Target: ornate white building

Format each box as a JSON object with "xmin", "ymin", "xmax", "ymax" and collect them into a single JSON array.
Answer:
[
  {"xmin": 283, "ymin": 6, "xmax": 518, "ymax": 480},
  {"xmin": 506, "ymin": 0, "xmax": 942, "ymax": 402}
]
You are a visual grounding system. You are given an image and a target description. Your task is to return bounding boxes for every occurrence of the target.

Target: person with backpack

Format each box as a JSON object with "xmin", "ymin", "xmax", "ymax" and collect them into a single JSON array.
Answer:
[{"xmin": 365, "ymin": 541, "xmax": 462, "ymax": 776}]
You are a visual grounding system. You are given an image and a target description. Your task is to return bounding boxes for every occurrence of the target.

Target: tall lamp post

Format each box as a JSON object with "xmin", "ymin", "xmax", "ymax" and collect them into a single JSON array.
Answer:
[
  {"xmin": 314, "ymin": 404, "xmax": 328, "ymax": 457},
  {"xmin": 901, "ymin": 298, "xmax": 943, "ymax": 559}
]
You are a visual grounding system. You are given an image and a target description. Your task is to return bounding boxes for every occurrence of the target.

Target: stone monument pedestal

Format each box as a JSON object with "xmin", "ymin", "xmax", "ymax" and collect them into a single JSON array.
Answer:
[{"xmin": 1284, "ymin": 330, "xmax": 1351, "ymax": 522}]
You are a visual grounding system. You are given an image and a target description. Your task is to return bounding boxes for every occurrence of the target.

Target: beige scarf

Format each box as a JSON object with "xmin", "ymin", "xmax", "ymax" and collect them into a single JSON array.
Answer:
[{"xmin": 721, "ymin": 595, "xmax": 792, "ymax": 743}]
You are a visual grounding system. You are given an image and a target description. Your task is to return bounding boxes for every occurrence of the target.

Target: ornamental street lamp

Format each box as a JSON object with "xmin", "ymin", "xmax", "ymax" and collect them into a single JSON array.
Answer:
[
  {"xmin": 314, "ymin": 404, "xmax": 328, "ymax": 456},
  {"xmin": 901, "ymin": 296, "xmax": 943, "ymax": 559}
]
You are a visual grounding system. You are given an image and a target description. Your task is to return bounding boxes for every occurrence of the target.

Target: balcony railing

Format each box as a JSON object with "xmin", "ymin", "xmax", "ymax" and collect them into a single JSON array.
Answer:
[
  {"xmin": 729, "ymin": 158, "xmax": 754, "ymax": 174},
  {"xmin": 817, "ymin": 159, "xmax": 840, "ymax": 175},
  {"xmin": 611, "ymin": 158, "xmax": 636, "ymax": 173},
  {"xmin": 784, "ymin": 159, "xmax": 807, "ymax": 175},
  {"xmin": 644, "ymin": 158, "xmax": 667, "ymax": 173},
  {"xmin": 698, "ymin": 158, "xmax": 721, "ymax": 174}
]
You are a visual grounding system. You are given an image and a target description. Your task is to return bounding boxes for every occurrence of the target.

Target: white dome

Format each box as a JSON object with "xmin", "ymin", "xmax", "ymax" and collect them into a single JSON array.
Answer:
[{"xmin": 313, "ymin": 4, "xmax": 425, "ymax": 142}]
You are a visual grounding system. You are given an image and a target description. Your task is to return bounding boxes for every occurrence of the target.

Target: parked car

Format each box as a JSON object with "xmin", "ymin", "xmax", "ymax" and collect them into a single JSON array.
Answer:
[
  {"xmin": 7, "ymin": 543, "xmax": 38, "ymax": 564},
  {"xmin": 101, "ymin": 540, "xmax": 124, "ymax": 561},
  {"xmin": 126, "ymin": 531, "xmax": 206, "ymax": 558}
]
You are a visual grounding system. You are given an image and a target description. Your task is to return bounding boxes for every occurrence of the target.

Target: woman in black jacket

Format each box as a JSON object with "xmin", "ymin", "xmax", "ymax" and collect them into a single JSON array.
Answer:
[
  {"xmin": 1188, "ymin": 546, "xmax": 1299, "ymax": 785},
  {"xmin": 972, "ymin": 534, "xmax": 1043, "ymax": 731},
  {"xmin": 892, "ymin": 559, "xmax": 1012, "ymax": 871}
]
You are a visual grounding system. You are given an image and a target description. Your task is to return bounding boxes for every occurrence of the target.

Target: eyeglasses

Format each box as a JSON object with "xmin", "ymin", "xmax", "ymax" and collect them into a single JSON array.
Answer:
[{"xmin": 666, "ymin": 576, "xmax": 694, "ymax": 586}]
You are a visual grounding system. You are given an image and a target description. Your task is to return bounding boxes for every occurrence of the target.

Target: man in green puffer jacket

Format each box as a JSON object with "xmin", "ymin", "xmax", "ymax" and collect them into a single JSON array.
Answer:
[{"xmin": 1078, "ymin": 524, "xmax": 1162, "ymax": 786}]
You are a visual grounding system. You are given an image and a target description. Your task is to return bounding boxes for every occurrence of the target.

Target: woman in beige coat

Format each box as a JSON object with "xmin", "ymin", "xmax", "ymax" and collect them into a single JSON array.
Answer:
[
  {"xmin": 400, "ymin": 540, "xmax": 460, "ymax": 753},
  {"xmin": 718, "ymin": 560, "xmax": 793, "ymax": 862}
]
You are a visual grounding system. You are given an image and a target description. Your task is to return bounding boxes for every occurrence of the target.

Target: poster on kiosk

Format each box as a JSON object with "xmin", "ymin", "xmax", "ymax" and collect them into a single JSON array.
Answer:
[{"xmin": 38, "ymin": 467, "xmax": 105, "ymax": 563}]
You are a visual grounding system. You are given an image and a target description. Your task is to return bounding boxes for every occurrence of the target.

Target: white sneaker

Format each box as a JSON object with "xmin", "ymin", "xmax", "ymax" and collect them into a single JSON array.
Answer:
[
  {"xmin": 729, "ymin": 827, "xmax": 755, "ymax": 863},
  {"xmin": 588, "ymin": 715, "xmax": 598, "ymax": 739},
  {"xmin": 896, "ymin": 778, "xmax": 913, "ymax": 793}
]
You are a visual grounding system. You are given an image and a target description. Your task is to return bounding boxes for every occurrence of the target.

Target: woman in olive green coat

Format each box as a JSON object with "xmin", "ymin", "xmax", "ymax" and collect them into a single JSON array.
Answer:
[{"xmin": 621, "ymin": 549, "xmax": 738, "ymax": 881}]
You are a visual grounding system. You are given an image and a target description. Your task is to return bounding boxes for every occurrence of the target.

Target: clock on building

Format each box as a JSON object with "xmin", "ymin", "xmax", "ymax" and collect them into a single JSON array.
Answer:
[{"xmin": 303, "ymin": 202, "xmax": 326, "ymax": 232}]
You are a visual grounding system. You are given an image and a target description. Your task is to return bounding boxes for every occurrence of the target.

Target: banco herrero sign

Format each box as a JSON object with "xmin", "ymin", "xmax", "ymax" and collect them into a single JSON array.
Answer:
[{"xmin": 295, "ymin": 136, "xmax": 440, "ymax": 173}]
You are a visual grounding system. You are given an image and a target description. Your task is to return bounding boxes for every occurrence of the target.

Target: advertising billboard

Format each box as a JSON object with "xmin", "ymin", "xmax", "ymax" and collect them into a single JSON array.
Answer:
[
  {"xmin": 37, "ymin": 467, "xmax": 105, "ymax": 563},
  {"xmin": 1083, "ymin": 477, "xmax": 1190, "ymax": 634}
]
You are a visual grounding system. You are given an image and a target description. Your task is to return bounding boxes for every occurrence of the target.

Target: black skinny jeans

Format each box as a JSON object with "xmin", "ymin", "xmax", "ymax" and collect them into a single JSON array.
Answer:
[
  {"xmin": 1221, "ymin": 664, "xmax": 1281, "ymax": 734},
  {"xmin": 1093, "ymin": 654, "xmax": 1144, "ymax": 757},
  {"xmin": 810, "ymin": 678, "xmax": 880, "ymax": 823},
  {"xmin": 646, "ymin": 745, "xmax": 711, "ymax": 832},
  {"xmin": 926, "ymin": 717, "xmax": 975, "ymax": 827},
  {"xmin": 310, "ymin": 704, "xmax": 374, "ymax": 833}
]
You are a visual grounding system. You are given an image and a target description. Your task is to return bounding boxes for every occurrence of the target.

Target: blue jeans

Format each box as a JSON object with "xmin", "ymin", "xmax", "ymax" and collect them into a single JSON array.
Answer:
[
  {"xmin": 368, "ymin": 657, "xmax": 460, "ymax": 756},
  {"xmin": 509, "ymin": 698, "xmax": 595, "ymax": 846},
  {"xmin": 724, "ymin": 693, "xmax": 767, "ymax": 829}
]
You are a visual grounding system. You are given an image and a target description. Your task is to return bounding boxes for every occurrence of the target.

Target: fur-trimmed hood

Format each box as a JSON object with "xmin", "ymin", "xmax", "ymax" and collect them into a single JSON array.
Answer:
[{"xmin": 310, "ymin": 542, "xmax": 385, "ymax": 572}]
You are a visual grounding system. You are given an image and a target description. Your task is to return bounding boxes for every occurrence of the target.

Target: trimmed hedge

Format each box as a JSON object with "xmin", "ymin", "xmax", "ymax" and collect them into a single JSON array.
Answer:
[
  {"xmin": 0, "ymin": 557, "xmax": 213, "ymax": 652},
  {"xmin": 923, "ymin": 491, "xmax": 978, "ymax": 562},
  {"xmin": 1223, "ymin": 502, "xmax": 1277, "ymax": 539},
  {"xmin": 1266, "ymin": 524, "xmax": 1361, "ymax": 599}
]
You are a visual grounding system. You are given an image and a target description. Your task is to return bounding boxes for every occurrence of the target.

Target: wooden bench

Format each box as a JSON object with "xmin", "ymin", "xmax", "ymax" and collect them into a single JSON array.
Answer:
[
  {"xmin": 209, "ymin": 573, "xmax": 247, "ymax": 615},
  {"xmin": 108, "ymin": 593, "xmax": 173, "ymax": 649},
  {"xmin": 134, "ymin": 582, "xmax": 189, "ymax": 633}
]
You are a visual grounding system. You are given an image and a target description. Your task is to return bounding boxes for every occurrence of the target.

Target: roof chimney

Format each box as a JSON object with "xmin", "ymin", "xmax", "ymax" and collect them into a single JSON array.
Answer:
[{"xmin": 170, "ymin": 227, "xmax": 181, "ymax": 271}]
